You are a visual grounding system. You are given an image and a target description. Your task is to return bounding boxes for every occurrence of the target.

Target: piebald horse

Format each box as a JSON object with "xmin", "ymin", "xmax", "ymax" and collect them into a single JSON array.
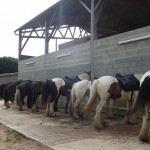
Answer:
[
  {"xmin": 42, "ymin": 78, "xmax": 70, "ymax": 117},
  {"xmin": 128, "ymin": 71, "xmax": 150, "ymax": 142},
  {"xmin": 43, "ymin": 71, "xmax": 91, "ymax": 117},
  {"xmin": 82, "ymin": 75, "xmax": 141, "ymax": 129},
  {"xmin": 54, "ymin": 71, "xmax": 91, "ymax": 113}
]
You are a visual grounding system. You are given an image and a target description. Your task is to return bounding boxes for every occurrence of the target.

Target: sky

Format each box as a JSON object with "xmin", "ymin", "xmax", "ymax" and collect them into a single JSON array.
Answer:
[{"xmin": 0, "ymin": 0, "xmax": 59, "ymax": 58}]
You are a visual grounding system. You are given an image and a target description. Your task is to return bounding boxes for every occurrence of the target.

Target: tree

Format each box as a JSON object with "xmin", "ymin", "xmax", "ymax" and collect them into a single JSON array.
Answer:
[{"xmin": 0, "ymin": 57, "xmax": 18, "ymax": 74}]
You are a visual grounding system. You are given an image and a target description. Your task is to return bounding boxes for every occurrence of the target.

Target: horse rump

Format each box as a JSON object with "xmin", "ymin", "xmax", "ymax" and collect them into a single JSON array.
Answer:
[
  {"xmin": 0, "ymin": 84, "xmax": 5, "ymax": 99},
  {"xmin": 128, "ymin": 76, "xmax": 150, "ymax": 117}
]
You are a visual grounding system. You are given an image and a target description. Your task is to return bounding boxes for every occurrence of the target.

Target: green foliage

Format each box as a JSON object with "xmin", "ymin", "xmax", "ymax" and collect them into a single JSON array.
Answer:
[{"xmin": 0, "ymin": 57, "xmax": 18, "ymax": 74}]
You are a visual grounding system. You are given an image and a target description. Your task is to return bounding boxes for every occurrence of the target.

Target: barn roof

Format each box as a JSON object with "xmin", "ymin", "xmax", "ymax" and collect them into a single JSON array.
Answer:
[{"xmin": 14, "ymin": 0, "xmax": 150, "ymax": 37}]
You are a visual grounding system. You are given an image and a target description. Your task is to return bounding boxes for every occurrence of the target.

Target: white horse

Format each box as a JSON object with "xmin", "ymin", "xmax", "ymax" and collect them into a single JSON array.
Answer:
[
  {"xmin": 70, "ymin": 80, "xmax": 92, "ymax": 118},
  {"xmin": 128, "ymin": 71, "xmax": 150, "ymax": 142},
  {"xmin": 82, "ymin": 75, "xmax": 141, "ymax": 129}
]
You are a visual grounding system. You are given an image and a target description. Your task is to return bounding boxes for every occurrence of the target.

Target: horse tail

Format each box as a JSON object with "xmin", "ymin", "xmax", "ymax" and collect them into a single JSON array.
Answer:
[
  {"xmin": 41, "ymin": 80, "xmax": 50, "ymax": 103},
  {"xmin": 128, "ymin": 76, "xmax": 150, "ymax": 117},
  {"xmin": 15, "ymin": 88, "xmax": 20, "ymax": 106},
  {"xmin": 82, "ymin": 79, "xmax": 99, "ymax": 113},
  {"xmin": 26, "ymin": 86, "xmax": 33, "ymax": 108},
  {"xmin": 70, "ymin": 84, "xmax": 76, "ymax": 116},
  {"xmin": 3, "ymin": 86, "xmax": 9, "ymax": 105}
]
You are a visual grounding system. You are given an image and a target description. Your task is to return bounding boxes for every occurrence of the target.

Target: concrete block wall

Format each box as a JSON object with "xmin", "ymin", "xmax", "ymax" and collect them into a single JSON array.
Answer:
[
  {"xmin": 18, "ymin": 26, "xmax": 150, "ymax": 81},
  {"xmin": 0, "ymin": 73, "xmax": 18, "ymax": 84},
  {"xmin": 19, "ymin": 43, "xmax": 91, "ymax": 80},
  {"xmin": 94, "ymin": 26, "xmax": 150, "ymax": 77}
]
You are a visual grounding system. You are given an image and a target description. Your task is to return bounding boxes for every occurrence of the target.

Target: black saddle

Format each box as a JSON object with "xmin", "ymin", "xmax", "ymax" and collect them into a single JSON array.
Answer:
[
  {"xmin": 115, "ymin": 73, "xmax": 140, "ymax": 91},
  {"xmin": 64, "ymin": 76, "xmax": 81, "ymax": 89}
]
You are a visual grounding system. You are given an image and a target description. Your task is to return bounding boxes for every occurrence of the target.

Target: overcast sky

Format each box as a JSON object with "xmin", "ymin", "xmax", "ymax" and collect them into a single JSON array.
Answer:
[{"xmin": 0, "ymin": 0, "xmax": 59, "ymax": 58}]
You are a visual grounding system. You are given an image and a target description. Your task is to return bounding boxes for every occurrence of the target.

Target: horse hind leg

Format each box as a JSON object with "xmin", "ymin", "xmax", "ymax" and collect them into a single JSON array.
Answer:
[
  {"xmin": 49, "ymin": 101, "xmax": 56, "ymax": 117},
  {"xmin": 125, "ymin": 100, "xmax": 138, "ymax": 124},
  {"xmin": 45, "ymin": 102, "xmax": 50, "ymax": 117},
  {"xmin": 139, "ymin": 105, "xmax": 150, "ymax": 142},
  {"xmin": 73, "ymin": 98, "xmax": 83, "ymax": 119},
  {"xmin": 32, "ymin": 96, "xmax": 39, "ymax": 112},
  {"xmin": 92, "ymin": 96, "xmax": 108, "ymax": 130},
  {"xmin": 107, "ymin": 99, "xmax": 114, "ymax": 119},
  {"xmin": 53, "ymin": 95, "xmax": 59, "ymax": 112},
  {"xmin": 15, "ymin": 89, "xmax": 24, "ymax": 111},
  {"xmin": 65, "ymin": 95, "xmax": 70, "ymax": 114}
]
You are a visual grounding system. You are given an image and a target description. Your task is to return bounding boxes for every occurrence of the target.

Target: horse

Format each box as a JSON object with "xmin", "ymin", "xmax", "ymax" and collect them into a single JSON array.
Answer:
[
  {"xmin": 53, "ymin": 71, "xmax": 91, "ymax": 114},
  {"xmin": 70, "ymin": 80, "xmax": 92, "ymax": 118},
  {"xmin": 127, "ymin": 71, "xmax": 150, "ymax": 142},
  {"xmin": 41, "ymin": 78, "xmax": 68, "ymax": 117},
  {"xmin": 15, "ymin": 80, "xmax": 33, "ymax": 111},
  {"xmin": 30, "ymin": 81, "xmax": 46, "ymax": 112},
  {"xmin": 3, "ymin": 80, "xmax": 22, "ymax": 108},
  {"xmin": 0, "ymin": 83, "xmax": 5, "ymax": 99},
  {"xmin": 82, "ymin": 74, "xmax": 141, "ymax": 130}
]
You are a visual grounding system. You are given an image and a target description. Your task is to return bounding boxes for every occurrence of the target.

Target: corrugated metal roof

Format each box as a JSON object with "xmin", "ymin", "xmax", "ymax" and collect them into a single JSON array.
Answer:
[{"xmin": 14, "ymin": 0, "xmax": 150, "ymax": 37}]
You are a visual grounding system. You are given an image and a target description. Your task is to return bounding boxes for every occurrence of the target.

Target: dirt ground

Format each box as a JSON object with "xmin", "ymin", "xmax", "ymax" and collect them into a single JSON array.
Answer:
[
  {"xmin": 0, "ymin": 99, "xmax": 150, "ymax": 150},
  {"xmin": 0, "ymin": 123, "xmax": 52, "ymax": 150}
]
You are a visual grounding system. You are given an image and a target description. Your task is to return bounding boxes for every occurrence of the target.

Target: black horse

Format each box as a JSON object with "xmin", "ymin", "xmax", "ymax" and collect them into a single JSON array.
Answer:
[
  {"xmin": 3, "ymin": 79, "xmax": 22, "ymax": 108},
  {"xmin": 15, "ymin": 80, "xmax": 33, "ymax": 111},
  {"xmin": 0, "ymin": 83, "xmax": 5, "ymax": 99}
]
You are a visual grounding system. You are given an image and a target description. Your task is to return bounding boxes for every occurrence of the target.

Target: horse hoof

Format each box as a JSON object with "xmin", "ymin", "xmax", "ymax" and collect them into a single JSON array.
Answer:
[
  {"xmin": 139, "ymin": 136, "xmax": 148, "ymax": 142},
  {"xmin": 18, "ymin": 108, "xmax": 24, "ymax": 111},
  {"xmin": 73, "ymin": 116, "xmax": 80, "ymax": 120},
  {"xmin": 5, "ymin": 105, "xmax": 10, "ymax": 108},
  {"xmin": 49, "ymin": 113, "xmax": 57, "ymax": 117},
  {"xmin": 32, "ymin": 109, "xmax": 39, "ymax": 113},
  {"xmin": 45, "ymin": 113, "xmax": 49, "ymax": 117},
  {"xmin": 107, "ymin": 114, "xmax": 114, "ymax": 119},
  {"xmin": 5, "ymin": 103, "xmax": 10, "ymax": 108},
  {"xmin": 65, "ymin": 111, "xmax": 68, "ymax": 114},
  {"xmin": 125, "ymin": 117, "xmax": 138, "ymax": 125}
]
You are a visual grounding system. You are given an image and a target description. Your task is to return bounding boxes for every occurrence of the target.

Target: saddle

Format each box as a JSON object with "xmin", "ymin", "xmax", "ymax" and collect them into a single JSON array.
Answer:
[
  {"xmin": 115, "ymin": 73, "xmax": 140, "ymax": 91},
  {"xmin": 64, "ymin": 76, "xmax": 81, "ymax": 89}
]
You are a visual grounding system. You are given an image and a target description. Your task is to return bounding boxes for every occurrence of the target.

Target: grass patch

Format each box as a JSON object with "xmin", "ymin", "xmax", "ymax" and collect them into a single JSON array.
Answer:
[{"xmin": 5, "ymin": 128, "xmax": 24, "ymax": 144}]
